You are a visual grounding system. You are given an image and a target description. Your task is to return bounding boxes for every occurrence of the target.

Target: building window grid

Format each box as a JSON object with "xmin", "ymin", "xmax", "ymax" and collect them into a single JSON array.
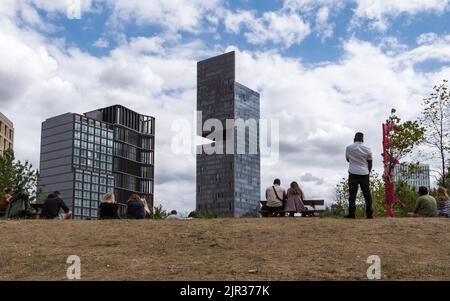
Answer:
[
  {"xmin": 74, "ymin": 169, "xmax": 114, "ymax": 219},
  {"xmin": 71, "ymin": 112, "xmax": 154, "ymax": 218},
  {"xmin": 73, "ymin": 121, "xmax": 113, "ymax": 174},
  {"xmin": 73, "ymin": 116, "xmax": 114, "ymax": 219}
]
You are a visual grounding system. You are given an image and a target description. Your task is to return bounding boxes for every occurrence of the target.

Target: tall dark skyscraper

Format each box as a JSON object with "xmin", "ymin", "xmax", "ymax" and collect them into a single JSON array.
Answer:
[
  {"xmin": 39, "ymin": 105, "xmax": 155, "ymax": 219},
  {"xmin": 196, "ymin": 51, "xmax": 261, "ymax": 217}
]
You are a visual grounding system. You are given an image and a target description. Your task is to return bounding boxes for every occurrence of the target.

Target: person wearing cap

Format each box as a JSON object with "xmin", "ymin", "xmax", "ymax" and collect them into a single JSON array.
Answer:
[{"xmin": 345, "ymin": 132, "xmax": 373, "ymax": 219}]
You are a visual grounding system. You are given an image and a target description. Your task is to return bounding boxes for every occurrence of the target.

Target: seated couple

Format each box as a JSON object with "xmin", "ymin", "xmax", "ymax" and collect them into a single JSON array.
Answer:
[
  {"xmin": 262, "ymin": 179, "xmax": 305, "ymax": 217},
  {"xmin": 407, "ymin": 186, "xmax": 450, "ymax": 218}
]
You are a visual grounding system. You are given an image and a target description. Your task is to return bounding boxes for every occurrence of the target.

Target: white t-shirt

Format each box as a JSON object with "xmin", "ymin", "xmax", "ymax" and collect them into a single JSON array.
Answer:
[
  {"xmin": 166, "ymin": 214, "xmax": 183, "ymax": 220},
  {"xmin": 345, "ymin": 142, "xmax": 373, "ymax": 175}
]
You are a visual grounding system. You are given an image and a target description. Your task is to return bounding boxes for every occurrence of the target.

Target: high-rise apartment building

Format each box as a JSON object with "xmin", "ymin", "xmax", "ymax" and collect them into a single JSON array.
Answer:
[
  {"xmin": 39, "ymin": 105, "xmax": 155, "ymax": 219},
  {"xmin": 393, "ymin": 163, "xmax": 430, "ymax": 190},
  {"xmin": 196, "ymin": 51, "xmax": 261, "ymax": 217},
  {"xmin": 85, "ymin": 105, "xmax": 155, "ymax": 207},
  {"xmin": 0, "ymin": 112, "xmax": 14, "ymax": 156}
]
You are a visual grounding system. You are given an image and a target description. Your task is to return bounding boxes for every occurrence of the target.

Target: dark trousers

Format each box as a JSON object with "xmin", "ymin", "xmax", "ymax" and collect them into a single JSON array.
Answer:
[
  {"xmin": 261, "ymin": 205, "xmax": 284, "ymax": 217},
  {"xmin": 348, "ymin": 173, "xmax": 373, "ymax": 218}
]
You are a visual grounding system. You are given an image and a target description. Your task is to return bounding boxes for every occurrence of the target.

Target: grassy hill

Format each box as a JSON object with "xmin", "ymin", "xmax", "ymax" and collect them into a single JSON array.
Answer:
[{"xmin": 0, "ymin": 218, "xmax": 448, "ymax": 280}]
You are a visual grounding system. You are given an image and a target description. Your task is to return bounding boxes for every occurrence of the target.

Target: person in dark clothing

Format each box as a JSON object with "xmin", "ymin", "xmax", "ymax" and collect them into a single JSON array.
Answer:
[
  {"xmin": 188, "ymin": 211, "xmax": 199, "ymax": 218},
  {"xmin": 98, "ymin": 192, "xmax": 120, "ymax": 219},
  {"xmin": 5, "ymin": 186, "xmax": 35, "ymax": 219},
  {"xmin": 126, "ymin": 194, "xmax": 145, "ymax": 219},
  {"xmin": 345, "ymin": 132, "xmax": 373, "ymax": 219},
  {"xmin": 40, "ymin": 191, "xmax": 72, "ymax": 219},
  {"xmin": 0, "ymin": 188, "xmax": 13, "ymax": 217}
]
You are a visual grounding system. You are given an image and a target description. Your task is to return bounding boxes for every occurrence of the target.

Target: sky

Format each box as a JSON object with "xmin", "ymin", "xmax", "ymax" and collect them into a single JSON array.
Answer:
[{"xmin": 1, "ymin": 0, "xmax": 450, "ymax": 213}]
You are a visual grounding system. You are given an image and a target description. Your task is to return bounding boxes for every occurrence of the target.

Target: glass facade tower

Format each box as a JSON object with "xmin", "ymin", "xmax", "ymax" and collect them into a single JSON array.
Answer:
[{"xmin": 196, "ymin": 51, "xmax": 261, "ymax": 217}]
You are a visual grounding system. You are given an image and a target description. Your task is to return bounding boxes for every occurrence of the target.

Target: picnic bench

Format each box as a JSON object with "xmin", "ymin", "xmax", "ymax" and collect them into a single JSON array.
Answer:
[{"xmin": 259, "ymin": 200, "xmax": 325, "ymax": 217}]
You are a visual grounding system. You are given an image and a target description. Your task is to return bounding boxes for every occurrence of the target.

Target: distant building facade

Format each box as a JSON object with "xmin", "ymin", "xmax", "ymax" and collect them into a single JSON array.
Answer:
[
  {"xmin": 393, "ymin": 163, "xmax": 430, "ymax": 190},
  {"xmin": 39, "ymin": 105, "xmax": 155, "ymax": 219},
  {"xmin": 196, "ymin": 51, "xmax": 261, "ymax": 217},
  {"xmin": 0, "ymin": 112, "xmax": 14, "ymax": 156}
]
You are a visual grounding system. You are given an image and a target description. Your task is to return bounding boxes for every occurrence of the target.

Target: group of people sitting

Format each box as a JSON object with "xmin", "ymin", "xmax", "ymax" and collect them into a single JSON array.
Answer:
[
  {"xmin": 408, "ymin": 186, "xmax": 450, "ymax": 218},
  {"xmin": 35, "ymin": 191, "xmax": 152, "ymax": 220},
  {"xmin": 261, "ymin": 178, "xmax": 307, "ymax": 217},
  {"xmin": 0, "ymin": 186, "xmax": 34, "ymax": 218},
  {"xmin": 0, "ymin": 186, "xmax": 187, "ymax": 220}
]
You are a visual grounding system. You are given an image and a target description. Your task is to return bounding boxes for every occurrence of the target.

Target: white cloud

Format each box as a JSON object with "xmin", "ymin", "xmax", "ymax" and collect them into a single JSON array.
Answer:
[
  {"xmin": 106, "ymin": 0, "xmax": 221, "ymax": 33},
  {"xmin": 284, "ymin": 0, "xmax": 450, "ymax": 33},
  {"xmin": 315, "ymin": 6, "xmax": 333, "ymax": 40},
  {"xmin": 92, "ymin": 37, "xmax": 109, "ymax": 48},
  {"xmin": 282, "ymin": 0, "xmax": 345, "ymax": 40},
  {"xmin": 224, "ymin": 10, "xmax": 311, "ymax": 47},
  {"xmin": 223, "ymin": 10, "xmax": 255, "ymax": 34},
  {"xmin": 26, "ymin": 0, "xmax": 96, "ymax": 14},
  {"xmin": 351, "ymin": 0, "xmax": 450, "ymax": 31},
  {"xmin": 417, "ymin": 32, "xmax": 450, "ymax": 45},
  {"xmin": 300, "ymin": 173, "xmax": 325, "ymax": 185}
]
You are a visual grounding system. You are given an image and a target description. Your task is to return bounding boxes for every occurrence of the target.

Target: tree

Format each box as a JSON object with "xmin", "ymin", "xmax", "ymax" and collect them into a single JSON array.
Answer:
[
  {"xmin": 327, "ymin": 173, "xmax": 418, "ymax": 218},
  {"xmin": 0, "ymin": 149, "xmax": 40, "ymax": 201},
  {"xmin": 386, "ymin": 109, "xmax": 425, "ymax": 165},
  {"xmin": 326, "ymin": 172, "xmax": 385, "ymax": 217},
  {"xmin": 149, "ymin": 204, "xmax": 168, "ymax": 219},
  {"xmin": 383, "ymin": 109, "xmax": 425, "ymax": 216},
  {"xmin": 392, "ymin": 181, "xmax": 419, "ymax": 217},
  {"xmin": 420, "ymin": 80, "xmax": 450, "ymax": 185},
  {"xmin": 0, "ymin": 149, "xmax": 15, "ymax": 192}
]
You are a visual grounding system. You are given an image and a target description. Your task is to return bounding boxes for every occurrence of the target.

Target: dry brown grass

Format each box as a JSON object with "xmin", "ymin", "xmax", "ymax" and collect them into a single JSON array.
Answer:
[{"xmin": 0, "ymin": 218, "xmax": 449, "ymax": 280}]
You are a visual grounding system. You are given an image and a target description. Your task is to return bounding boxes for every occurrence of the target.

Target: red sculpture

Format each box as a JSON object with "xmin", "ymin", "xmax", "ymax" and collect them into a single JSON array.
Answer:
[{"xmin": 382, "ymin": 122, "xmax": 405, "ymax": 217}]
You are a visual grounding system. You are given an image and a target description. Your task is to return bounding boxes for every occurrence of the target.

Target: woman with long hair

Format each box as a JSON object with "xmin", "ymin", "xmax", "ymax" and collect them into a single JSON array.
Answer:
[
  {"xmin": 98, "ymin": 192, "xmax": 120, "ymax": 219},
  {"xmin": 436, "ymin": 186, "xmax": 450, "ymax": 217},
  {"xmin": 284, "ymin": 181, "xmax": 305, "ymax": 217}
]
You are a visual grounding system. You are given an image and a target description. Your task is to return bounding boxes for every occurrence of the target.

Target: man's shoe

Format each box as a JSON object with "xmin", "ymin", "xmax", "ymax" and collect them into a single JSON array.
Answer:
[
  {"xmin": 344, "ymin": 215, "xmax": 355, "ymax": 219},
  {"xmin": 367, "ymin": 216, "xmax": 373, "ymax": 219}
]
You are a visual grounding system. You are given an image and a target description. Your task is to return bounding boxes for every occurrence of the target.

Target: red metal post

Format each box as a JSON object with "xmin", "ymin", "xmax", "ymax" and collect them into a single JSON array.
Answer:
[{"xmin": 382, "ymin": 122, "xmax": 403, "ymax": 217}]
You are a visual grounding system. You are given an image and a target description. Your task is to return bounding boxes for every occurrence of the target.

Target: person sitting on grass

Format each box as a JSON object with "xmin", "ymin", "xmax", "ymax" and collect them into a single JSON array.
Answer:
[
  {"xmin": 98, "ymin": 192, "xmax": 120, "ymax": 219},
  {"xmin": 284, "ymin": 182, "xmax": 305, "ymax": 217},
  {"xmin": 126, "ymin": 194, "xmax": 145, "ymax": 219},
  {"xmin": 436, "ymin": 186, "xmax": 450, "ymax": 218},
  {"xmin": 40, "ymin": 191, "xmax": 72, "ymax": 220},
  {"xmin": 0, "ymin": 188, "xmax": 13, "ymax": 217},
  {"xmin": 187, "ymin": 211, "xmax": 199, "ymax": 219},
  {"xmin": 263, "ymin": 178, "xmax": 286, "ymax": 217},
  {"xmin": 407, "ymin": 186, "xmax": 437, "ymax": 218},
  {"xmin": 5, "ymin": 186, "xmax": 36, "ymax": 219},
  {"xmin": 166, "ymin": 210, "xmax": 183, "ymax": 220}
]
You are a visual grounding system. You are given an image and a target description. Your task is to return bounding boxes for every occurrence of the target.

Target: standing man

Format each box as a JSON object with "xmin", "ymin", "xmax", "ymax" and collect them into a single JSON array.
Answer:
[{"xmin": 345, "ymin": 132, "xmax": 373, "ymax": 219}]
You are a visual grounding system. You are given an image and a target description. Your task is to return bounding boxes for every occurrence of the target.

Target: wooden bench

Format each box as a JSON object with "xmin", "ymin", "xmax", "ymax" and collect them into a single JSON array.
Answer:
[{"xmin": 259, "ymin": 199, "xmax": 325, "ymax": 217}]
